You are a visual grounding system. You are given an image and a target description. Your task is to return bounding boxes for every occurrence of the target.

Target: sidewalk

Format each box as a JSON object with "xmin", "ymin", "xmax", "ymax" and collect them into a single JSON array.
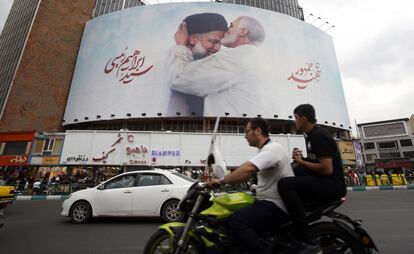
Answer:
[
  {"xmin": 12, "ymin": 184, "xmax": 414, "ymax": 201},
  {"xmin": 347, "ymin": 184, "xmax": 414, "ymax": 191},
  {"xmin": 15, "ymin": 195, "xmax": 68, "ymax": 200}
]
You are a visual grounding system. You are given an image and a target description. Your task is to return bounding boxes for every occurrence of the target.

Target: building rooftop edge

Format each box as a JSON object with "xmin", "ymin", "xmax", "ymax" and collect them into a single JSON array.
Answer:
[{"xmin": 357, "ymin": 118, "xmax": 410, "ymax": 127}]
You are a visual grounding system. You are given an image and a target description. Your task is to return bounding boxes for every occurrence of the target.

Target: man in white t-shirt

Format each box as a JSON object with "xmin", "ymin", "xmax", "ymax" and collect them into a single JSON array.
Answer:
[{"xmin": 208, "ymin": 117, "xmax": 294, "ymax": 254}]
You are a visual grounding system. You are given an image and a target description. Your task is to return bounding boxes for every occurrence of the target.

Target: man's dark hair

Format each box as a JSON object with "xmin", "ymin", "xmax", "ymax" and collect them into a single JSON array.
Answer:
[
  {"xmin": 294, "ymin": 104, "xmax": 317, "ymax": 124},
  {"xmin": 247, "ymin": 117, "xmax": 269, "ymax": 137}
]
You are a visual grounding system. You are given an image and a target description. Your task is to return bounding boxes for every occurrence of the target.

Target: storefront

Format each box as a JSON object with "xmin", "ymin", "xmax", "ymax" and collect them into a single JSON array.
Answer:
[
  {"xmin": 29, "ymin": 133, "xmax": 66, "ymax": 181},
  {"xmin": 337, "ymin": 140, "xmax": 357, "ymax": 169},
  {"xmin": 0, "ymin": 132, "xmax": 35, "ymax": 184},
  {"xmin": 60, "ymin": 130, "xmax": 306, "ymax": 179},
  {"xmin": 376, "ymin": 159, "xmax": 413, "ymax": 173}
]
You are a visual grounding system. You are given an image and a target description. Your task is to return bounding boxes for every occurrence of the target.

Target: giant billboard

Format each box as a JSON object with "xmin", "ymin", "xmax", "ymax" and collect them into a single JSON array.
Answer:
[{"xmin": 63, "ymin": 2, "xmax": 350, "ymax": 129}]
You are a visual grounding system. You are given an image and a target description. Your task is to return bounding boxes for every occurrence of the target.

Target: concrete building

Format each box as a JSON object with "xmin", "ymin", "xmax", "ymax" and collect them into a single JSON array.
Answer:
[
  {"xmin": 0, "ymin": 0, "xmax": 96, "ymax": 132},
  {"xmin": 0, "ymin": 0, "xmax": 39, "ymax": 120},
  {"xmin": 93, "ymin": 0, "xmax": 145, "ymax": 18},
  {"xmin": 357, "ymin": 115, "xmax": 414, "ymax": 173},
  {"xmin": 0, "ymin": 1, "xmax": 352, "ymax": 177}
]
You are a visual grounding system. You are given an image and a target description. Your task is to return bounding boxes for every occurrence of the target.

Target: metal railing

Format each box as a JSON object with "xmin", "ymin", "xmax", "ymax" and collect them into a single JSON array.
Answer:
[
  {"xmin": 12, "ymin": 182, "xmax": 96, "ymax": 196},
  {"xmin": 344, "ymin": 174, "xmax": 413, "ymax": 187},
  {"xmin": 7, "ymin": 174, "xmax": 414, "ymax": 196}
]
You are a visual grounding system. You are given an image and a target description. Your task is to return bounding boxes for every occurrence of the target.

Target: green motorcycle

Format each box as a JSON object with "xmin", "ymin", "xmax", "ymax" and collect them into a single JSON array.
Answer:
[
  {"xmin": 144, "ymin": 117, "xmax": 377, "ymax": 253},
  {"xmin": 143, "ymin": 181, "xmax": 377, "ymax": 254}
]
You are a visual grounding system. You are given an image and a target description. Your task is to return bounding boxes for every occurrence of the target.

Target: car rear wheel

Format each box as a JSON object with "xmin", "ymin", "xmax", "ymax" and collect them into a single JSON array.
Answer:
[
  {"xmin": 161, "ymin": 199, "xmax": 184, "ymax": 222},
  {"xmin": 70, "ymin": 201, "xmax": 92, "ymax": 224}
]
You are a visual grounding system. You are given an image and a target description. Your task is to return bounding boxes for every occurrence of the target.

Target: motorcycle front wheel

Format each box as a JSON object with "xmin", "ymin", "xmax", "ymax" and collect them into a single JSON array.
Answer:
[
  {"xmin": 143, "ymin": 229, "xmax": 204, "ymax": 254},
  {"xmin": 312, "ymin": 221, "xmax": 366, "ymax": 254}
]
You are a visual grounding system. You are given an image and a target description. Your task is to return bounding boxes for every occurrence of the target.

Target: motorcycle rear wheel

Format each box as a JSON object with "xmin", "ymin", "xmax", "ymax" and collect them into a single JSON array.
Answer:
[
  {"xmin": 312, "ymin": 221, "xmax": 366, "ymax": 254},
  {"xmin": 143, "ymin": 229, "xmax": 203, "ymax": 254}
]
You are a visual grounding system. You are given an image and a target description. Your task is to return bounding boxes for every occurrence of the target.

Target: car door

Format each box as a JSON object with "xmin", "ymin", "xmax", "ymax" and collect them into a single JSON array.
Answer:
[
  {"xmin": 94, "ymin": 173, "xmax": 137, "ymax": 216},
  {"xmin": 131, "ymin": 173, "xmax": 173, "ymax": 215}
]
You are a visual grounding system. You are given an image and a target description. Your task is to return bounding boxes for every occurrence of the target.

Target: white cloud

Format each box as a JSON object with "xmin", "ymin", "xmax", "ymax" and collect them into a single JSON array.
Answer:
[{"xmin": 299, "ymin": 0, "xmax": 414, "ymax": 132}]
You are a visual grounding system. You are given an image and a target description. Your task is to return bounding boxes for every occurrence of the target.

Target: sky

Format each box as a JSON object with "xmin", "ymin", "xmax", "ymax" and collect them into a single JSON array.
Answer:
[
  {"xmin": 0, "ymin": 0, "xmax": 13, "ymax": 33},
  {"xmin": 0, "ymin": 0, "xmax": 413, "ymax": 131}
]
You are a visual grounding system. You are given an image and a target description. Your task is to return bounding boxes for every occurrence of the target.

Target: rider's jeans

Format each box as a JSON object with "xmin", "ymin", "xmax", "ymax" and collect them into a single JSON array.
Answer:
[
  {"xmin": 278, "ymin": 171, "xmax": 346, "ymax": 244},
  {"xmin": 229, "ymin": 200, "xmax": 289, "ymax": 254}
]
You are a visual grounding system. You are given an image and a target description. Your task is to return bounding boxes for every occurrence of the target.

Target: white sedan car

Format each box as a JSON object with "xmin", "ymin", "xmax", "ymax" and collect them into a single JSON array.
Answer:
[{"xmin": 62, "ymin": 169, "xmax": 195, "ymax": 223}]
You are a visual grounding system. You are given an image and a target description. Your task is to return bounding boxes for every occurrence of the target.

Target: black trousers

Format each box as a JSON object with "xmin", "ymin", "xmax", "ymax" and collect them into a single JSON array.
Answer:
[
  {"xmin": 278, "ymin": 166, "xmax": 346, "ymax": 243},
  {"xmin": 229, "ymin": 200, "xmax": 290, "ymax": 254}
]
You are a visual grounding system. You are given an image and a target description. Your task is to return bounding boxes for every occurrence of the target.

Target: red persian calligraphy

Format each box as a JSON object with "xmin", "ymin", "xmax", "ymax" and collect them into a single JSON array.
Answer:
[
  {"xmin": 287, "ymin": 62, "xmax": 321, "ymax": 89},
  {"xmin": 105, "ymin": 47, "xmax": 154, "ymax": 84}
]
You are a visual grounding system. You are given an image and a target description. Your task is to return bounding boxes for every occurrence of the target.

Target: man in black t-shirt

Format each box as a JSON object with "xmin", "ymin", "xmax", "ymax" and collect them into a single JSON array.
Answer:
[{"xmin": 278, "ymin": 104, "xmax": 347, "ymax": 254}]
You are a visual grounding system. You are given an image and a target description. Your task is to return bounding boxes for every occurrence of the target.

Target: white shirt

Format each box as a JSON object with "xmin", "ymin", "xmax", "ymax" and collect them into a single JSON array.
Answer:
[
  {"xmin": 249, "ymin": 140, "xmax": 294, "ymax": 213},
  {"xmin": 164, "ymin": 46, "xmax": 204, "ymax": 116},
  {"xmin": 169, "ymin": 44, "xmax": 270, "ymax": 117}
]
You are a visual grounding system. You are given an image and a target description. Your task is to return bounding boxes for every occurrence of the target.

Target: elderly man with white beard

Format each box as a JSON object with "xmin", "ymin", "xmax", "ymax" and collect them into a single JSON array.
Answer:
[
  {"xmin": 168, "ymin": 16, "xmax": 269, "ymax": 117},
  {"xmin": 165, "ymin": 13, "xmax": 228, "ymax": 117}
]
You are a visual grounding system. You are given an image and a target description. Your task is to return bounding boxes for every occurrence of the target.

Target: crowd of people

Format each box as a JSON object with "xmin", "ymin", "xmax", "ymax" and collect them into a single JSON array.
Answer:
[
  {"xmin": 1, "ymin": 166, "xmax": 413, "ymax": 195},
  {"xmin": 0, "ymin": 173, "xmax": 96, "ymax": 195},
  {"xmin": 344, "ymin": 168, "xmax": 413, "ymax": 186}
]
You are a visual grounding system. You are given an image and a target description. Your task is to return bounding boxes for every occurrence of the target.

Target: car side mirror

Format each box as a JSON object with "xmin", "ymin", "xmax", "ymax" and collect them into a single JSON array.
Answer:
[{"xmin": 97, "ymin": 184, "xmax": 104, "ymax": 190}]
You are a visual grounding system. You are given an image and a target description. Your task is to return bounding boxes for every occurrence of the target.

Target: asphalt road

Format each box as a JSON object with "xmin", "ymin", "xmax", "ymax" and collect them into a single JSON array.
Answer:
[{"xmin": 1, "ymin": 190, "xmax": 414, "ymax": 254}]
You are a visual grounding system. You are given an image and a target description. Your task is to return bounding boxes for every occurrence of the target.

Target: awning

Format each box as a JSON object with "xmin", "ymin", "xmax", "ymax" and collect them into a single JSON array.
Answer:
[{"xmin": 342, "ymin": 159, "xmax": 356, "ymax": 165}]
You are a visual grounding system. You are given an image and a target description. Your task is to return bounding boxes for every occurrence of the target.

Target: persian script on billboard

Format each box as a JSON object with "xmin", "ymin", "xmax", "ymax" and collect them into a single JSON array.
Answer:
[
  {"xmin": 104, "ymin": 47, "xmax": 154, "ymax": 84},
  {"xmin": 64, "ymin": 3, "xmax": 350, "ymax": 129}
]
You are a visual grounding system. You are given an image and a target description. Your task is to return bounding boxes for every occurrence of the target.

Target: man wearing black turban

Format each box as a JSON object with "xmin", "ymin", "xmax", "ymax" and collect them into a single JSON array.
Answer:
[
  {"xmin": 182, "ymin": 13, "xmax": 228, "ymax": 59},
  {"xmin": 166, "ymin": 13, "xmax": 228, "ymax": 116}
]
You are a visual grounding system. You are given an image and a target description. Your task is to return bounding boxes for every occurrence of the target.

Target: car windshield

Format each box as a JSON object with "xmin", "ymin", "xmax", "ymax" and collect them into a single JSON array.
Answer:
[{"xmin": 172, "ymin": 172, "xmax": 197, "ymax": 183}]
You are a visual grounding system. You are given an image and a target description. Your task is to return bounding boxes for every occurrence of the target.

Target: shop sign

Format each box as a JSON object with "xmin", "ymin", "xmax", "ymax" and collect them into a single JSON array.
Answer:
[
  {"xmin": 41, "ymin": 156, "xmax": 60, "ymax": 165},
  {"xmin": 376, "ymin": 160, "xmax": 413, "ymax": 169},
  {"xmin": 92, "ymin": 133, "xmax": 125, "ymax": 163},
  {"xmin": 124, "ymin": 134, "xmax": 148, "ymax": 165},
  {"xmin": 337, "ymin": 140, "xmax": 356, "ymax": 161},
  {"xmin": 91, "ymin": 132, "xmax": 149, "ymax": 165},
  {"xmin": 66, "ymin": 155, "xmax": 88, "ymax": 162},
  {"xmin": 127, "ymin": 159, "xmax": 147, "ymax": 165},
  {"xmin": 151, "ymin": 150, "xmax": 180, "ymax": 157},
  {"xmin": 126, "ymin": 145, "xmax": 148, "ymax": 155},
  {"xmin": 0, "ymin": 155, "xmax": 29, "ymax": 166}
]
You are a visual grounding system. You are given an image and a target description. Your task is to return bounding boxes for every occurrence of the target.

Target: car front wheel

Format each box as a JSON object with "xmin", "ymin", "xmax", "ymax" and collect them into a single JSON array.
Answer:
[
  {"xmin": 161, "ymin": 199, "xmax": 184, "ymax": 222},
  {"xmin": 70, "ymin": 201, "xmax": 92, "ymax": 224}
]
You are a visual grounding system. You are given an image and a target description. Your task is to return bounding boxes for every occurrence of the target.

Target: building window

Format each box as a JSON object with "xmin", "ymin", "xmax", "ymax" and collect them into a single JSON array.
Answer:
[
  {"xmin": 365, "ymin": 154, "xmax": 377, "ymax": 162},
  {"xmin": 403, "ymin": 151, "xmax": 414, "ymax": 158},
  {"xmin": 400, "ymin": 139, "xmax": 413, "ymax": 147},
  {"xmin": 52, "ymin": 139, "xmax": 63, "ymax": 155},
  {"xmin": 377, "ymin": 141, "xmax": 398, "ymax": 149},
  {"xmin": 42, "ymin": 139, "xmax": 55, "ymax": 155},
  {"xmin": 33, "ymin": 140, "xmax": 44, "ymax": 155},
  {"xmin": 379, "ymin": 149, "xmax": 400, "ymax": 159},
  {"xmin": 364, "ymin": 142, "xmax": 375, "ymax": 150},
  {"xmin": 2, "ymin": 141, "xmax": 28, "ymax": 155}
]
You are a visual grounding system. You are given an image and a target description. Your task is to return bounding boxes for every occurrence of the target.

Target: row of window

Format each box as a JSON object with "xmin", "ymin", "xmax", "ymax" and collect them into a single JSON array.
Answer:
[
  {"xmin": 364, "ymin": 138, "xmax": 413, "ymax": 150},
  {"xmin": 365, "ymin": 151, "xmax": 414, "ymax": 162},
  {"xmin": 0, "ymin": 138, "xmax": 63, "ymax": 156}
]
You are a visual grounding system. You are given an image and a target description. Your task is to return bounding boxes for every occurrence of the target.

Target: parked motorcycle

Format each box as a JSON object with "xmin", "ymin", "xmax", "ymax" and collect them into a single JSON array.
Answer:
[{"xmin": 143, "ymin": 117, "xmax": 378, "ymax": 254}]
